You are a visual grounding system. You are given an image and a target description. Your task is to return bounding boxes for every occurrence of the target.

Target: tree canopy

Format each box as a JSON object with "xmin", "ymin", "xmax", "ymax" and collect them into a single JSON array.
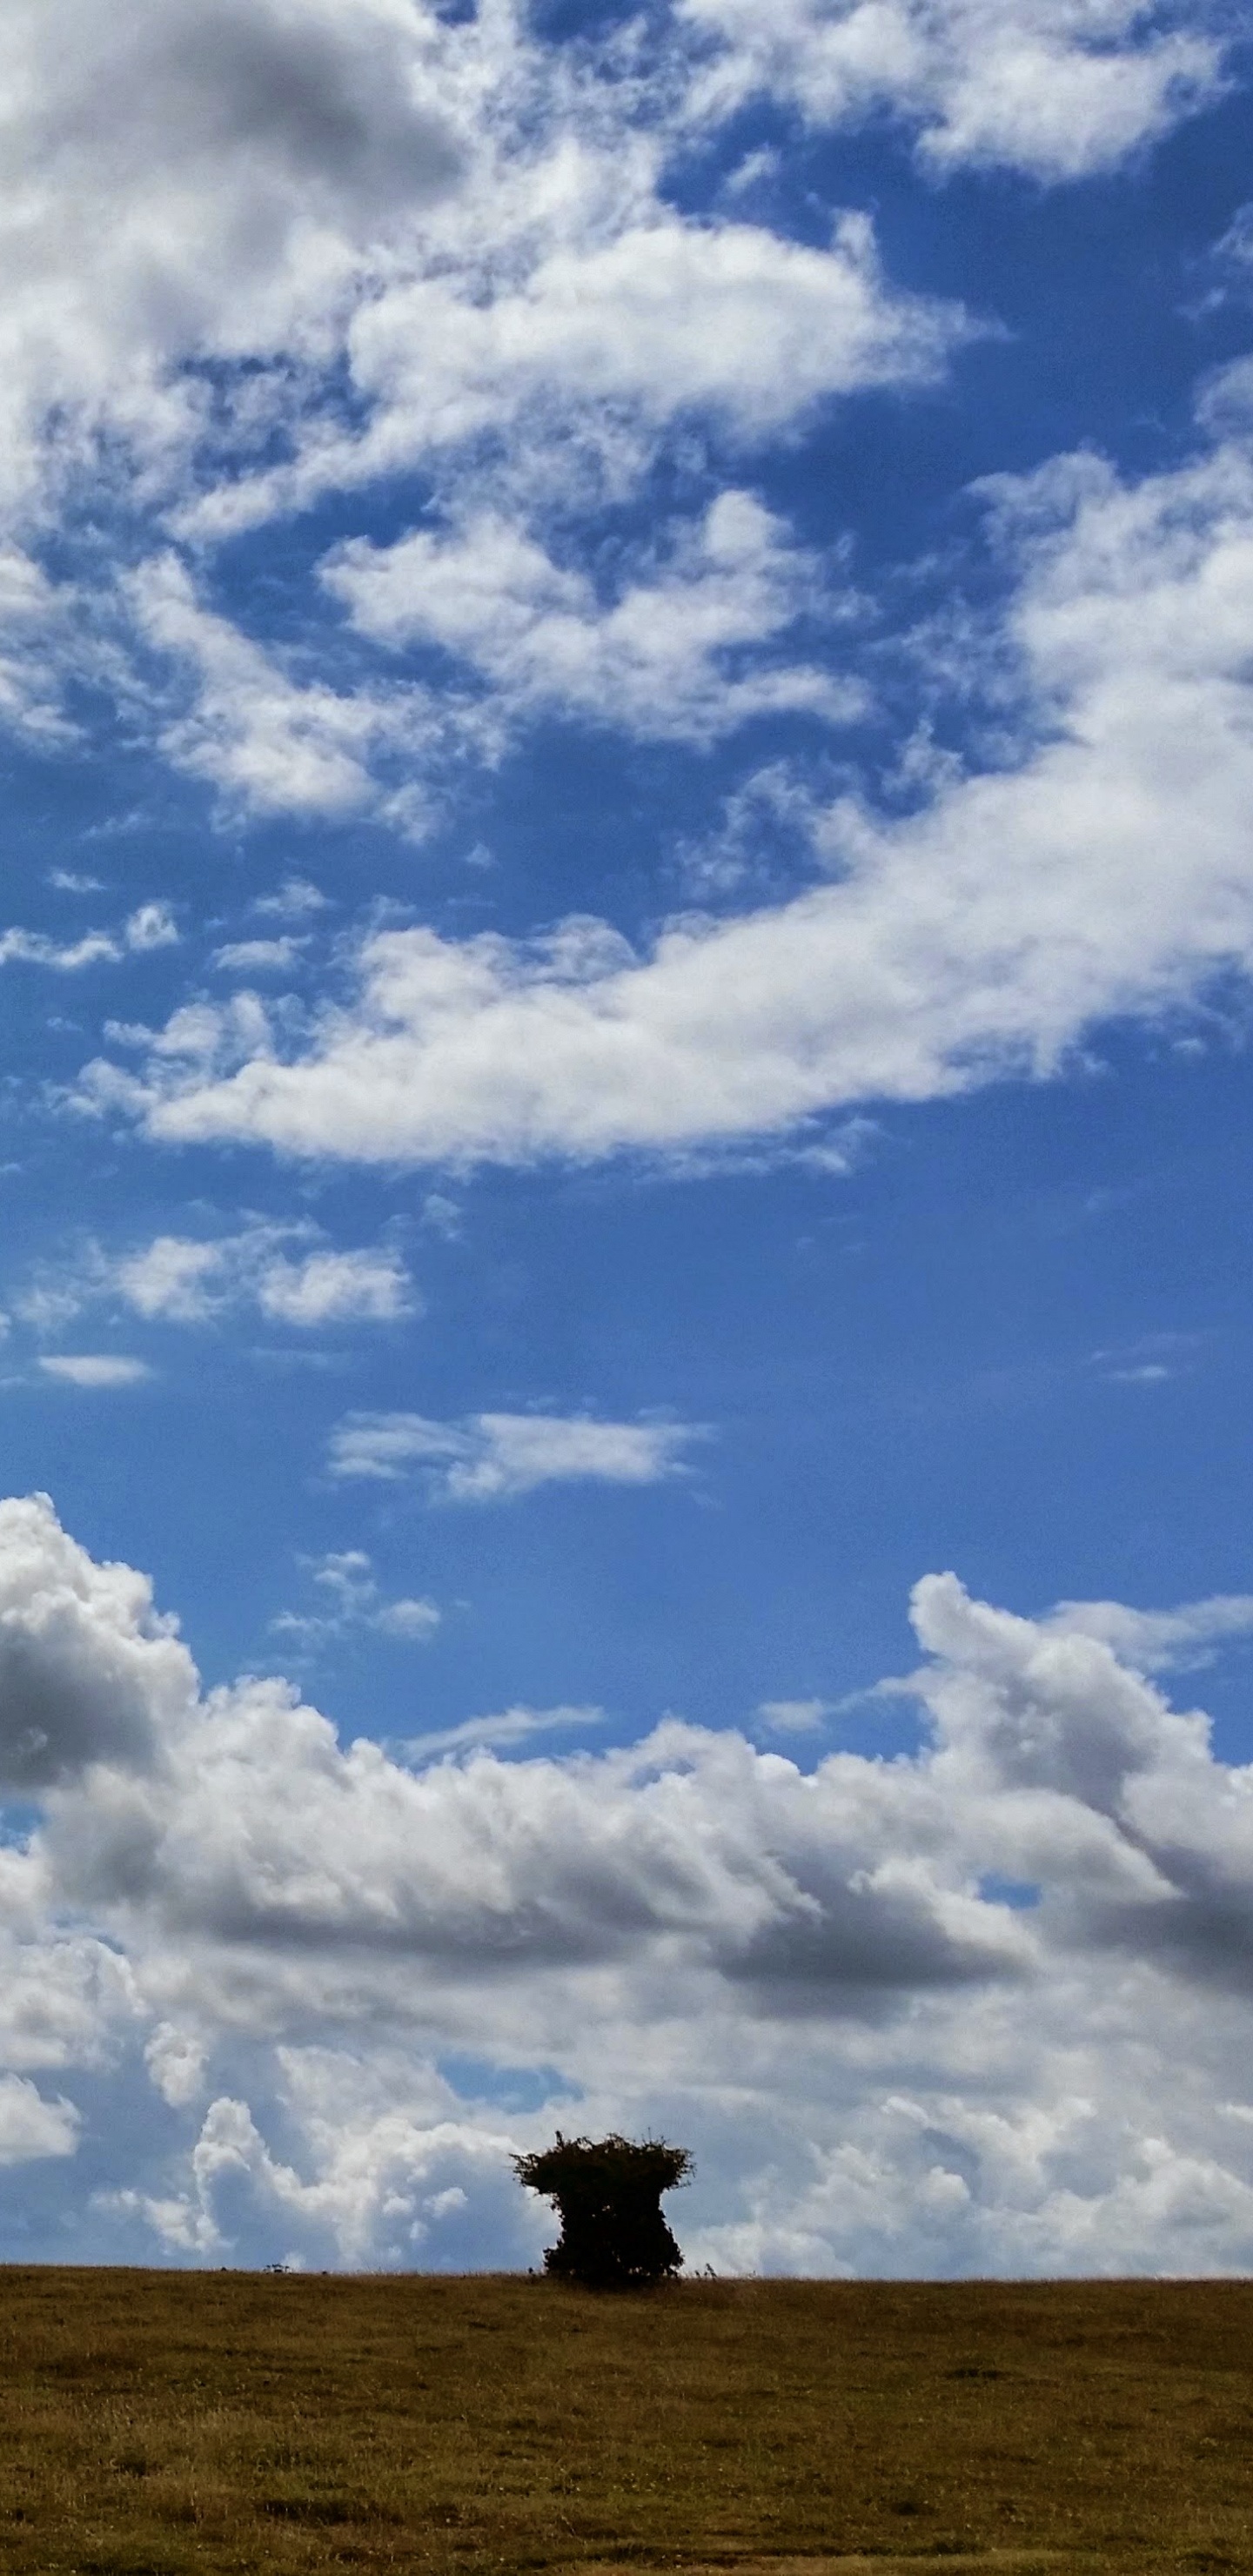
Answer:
[{"xmin": 513, "ymin": 2132, "xmax": 693, "ymax": 2289}]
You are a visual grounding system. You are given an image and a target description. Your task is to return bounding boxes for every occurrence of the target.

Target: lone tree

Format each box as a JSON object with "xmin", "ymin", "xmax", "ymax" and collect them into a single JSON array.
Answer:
[{"xmin": 513, "ymin": 2132, "xmax": 693, "ymax": 2288}]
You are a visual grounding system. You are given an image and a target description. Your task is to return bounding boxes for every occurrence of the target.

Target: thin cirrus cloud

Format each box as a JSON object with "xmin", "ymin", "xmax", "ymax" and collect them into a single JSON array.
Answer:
[
  {"xmin": 5, "ymin": 1494, "xmax": 1253, "ymax": 2270},
  {"xmin": 79, "ymin": 423, "xmax": 1253, "ymax": 1171},
  {"xmin": 327, "ymin": 1411, "xmax": 706, "ymax": 1499}
]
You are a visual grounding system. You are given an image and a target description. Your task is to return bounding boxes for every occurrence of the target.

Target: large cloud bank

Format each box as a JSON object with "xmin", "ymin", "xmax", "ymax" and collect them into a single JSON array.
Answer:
[{"xmin": 2, "ymin": 1491, "xmax": 1253, "ymax": 2271}]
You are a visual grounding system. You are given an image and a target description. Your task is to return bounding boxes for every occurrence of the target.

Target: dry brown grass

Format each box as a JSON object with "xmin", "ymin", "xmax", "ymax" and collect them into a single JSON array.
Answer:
[{"xmin": 0, "ymin": 2271, "xmax": 1247, "ymax": 2574}]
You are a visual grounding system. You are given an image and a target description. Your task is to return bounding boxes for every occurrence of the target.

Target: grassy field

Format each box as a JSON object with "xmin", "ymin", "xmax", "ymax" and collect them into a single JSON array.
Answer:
[{"xmin": 0, "ymin": 2271, "xmax": 1247, "ymax": 2575}]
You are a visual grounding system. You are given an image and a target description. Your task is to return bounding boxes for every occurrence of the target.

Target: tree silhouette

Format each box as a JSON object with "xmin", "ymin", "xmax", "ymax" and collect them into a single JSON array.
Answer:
[{"xmin": 513, "ymin": 2132, "xmax": 693, "ymax": 2288}]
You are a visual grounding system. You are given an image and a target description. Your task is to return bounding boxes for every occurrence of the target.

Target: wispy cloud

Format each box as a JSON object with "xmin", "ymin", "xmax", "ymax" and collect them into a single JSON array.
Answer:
[
  {"xmin": 756, "ymin": 1697, "xmax": 834, "ymax": 1734},
  {"xmin": 399, "ymin": 1705, "xmax": 603, "ymax": 1763},
  {"xmin": 19, "ymin": 1224, "xmax": 416, "ymax": 1337},
  {"xmin": 0, "ymin": 904, "xmax": 177, "ymax": 973},
  {"xmin": 327, "ymin": 1410, "xmax": 706, "ymax": 1499},
  {"xmin": 271, "ymin": 1552, "xmax": 440, "ymax": 1652},
  {"xmin": 38, "ymin": 1354, "xmax": 151, "ymax": 1388},
  {"xmin": 1046, "ymin": 1593, "xmax": 1253, "ymax": 1674}
]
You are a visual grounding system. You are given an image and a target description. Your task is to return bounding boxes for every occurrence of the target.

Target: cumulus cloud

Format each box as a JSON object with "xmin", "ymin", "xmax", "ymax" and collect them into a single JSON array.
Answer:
[
  {"xmin": 0, "ymin": 0, "xmax": 1142, "ymax": 572},
  {"xmin": 128, "ymin": 553, "xmax": 473, "ymax": 829},
  {"xmin": 0, "ymin": 2074, "xmax": 80, "ymax": 2166},
  {"xmin": 327, "ymin": 1409, "xmax": 704, "ymax": 1498},
  {"xmin": 0, "ymin": 0, "xmax": 977, "ymax": 808},
  {"xmin": 0, "ymin": 1492, "xmax": 192, "ymax": 1786},
  {"xmin": 86, "ymin": 421, "xmax": 1253, "ymax": 1168},
  {"xmin": 253, "ymin": 1245, "xmax": 413, "ymax": 1328},
  {"xmin": 325, "ymin": 492, "xmax": 863, "ymax": 745},
  {"xmin": 23, "ymin": 1221, "xmax": 415, "ymax": 1336},
  {"xmin": 0, "ymin": 0, "xmax": 1209, "ymax": 832},
  {"xmin": 680, "ymin": 0, "xmax": 1227, "ymax": 180},
  {"xmin": 0, "ymin": 903, "xmax": 178, "ymax": 974},
  {"xmin": 252, "ymin": 879, "xmax": 329, "ymax": 922},
  {"xmin": 3, "ymin": 1497, "xmax": 1253, "ymax": 2264},
  {"xmin": 269, "ymin": 209, "xmax": 965, "ymax": 532},
  {"xmin": 0, "ymin": 0, "xmax": 465, "ymax": 521},
  {"xmin": 112, "ymin": 2083, "xmax": 523, "ymax": 2267}
]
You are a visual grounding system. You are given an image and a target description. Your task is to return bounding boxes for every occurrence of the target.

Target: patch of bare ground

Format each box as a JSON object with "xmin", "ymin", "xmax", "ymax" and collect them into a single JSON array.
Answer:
[{"xmin": 0, "ymin": 2273, "xmax": 1246, "ymax": 2573}]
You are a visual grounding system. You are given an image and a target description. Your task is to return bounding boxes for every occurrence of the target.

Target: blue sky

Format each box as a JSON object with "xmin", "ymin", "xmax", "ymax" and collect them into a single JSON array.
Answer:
[{"xmin": 1, "ymin": 0, "xmax": 1253, "ymax": 2273}]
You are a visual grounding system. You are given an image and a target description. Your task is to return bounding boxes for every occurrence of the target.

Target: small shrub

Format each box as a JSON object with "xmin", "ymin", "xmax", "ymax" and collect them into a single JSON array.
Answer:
[{"xmin": 513, "ymin": 2131, "xmax": 693, "ymax": 2290}]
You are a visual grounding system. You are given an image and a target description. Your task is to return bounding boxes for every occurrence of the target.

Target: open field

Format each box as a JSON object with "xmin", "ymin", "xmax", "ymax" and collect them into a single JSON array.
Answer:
[{"xmin": 0, "ymin": 2272, "xmax": 1248, "ymax": 2575}]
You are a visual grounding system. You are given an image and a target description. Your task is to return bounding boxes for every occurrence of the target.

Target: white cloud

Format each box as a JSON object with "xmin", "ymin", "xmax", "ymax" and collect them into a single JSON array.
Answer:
[
  {"xmin": 256, "ymin": 1246, "xmax": 414, "ymax": 1327},
  {"xmin": 252, "ymin": 879, "xmax": 329, "ymax": 921},
  {"xmin": 116, "ymin": 2087, "xmax": 522, "ymax": 2268},
  {"xmin": 48, "ymin": 869, "xmax": 105, "ymax": 895},
  {"xmin": 0, "ymin": 2074, "xmax": 80, "ymax": 2167},
  {"xmin": 128, "ymin": 553, "xmax": 471, "ymax": 828},
  {"xmin": 212, "ymin": 936, "xmax": 309, "ymax": 975},
  {"xmin": 325, "ymin": 491, "xmax": 863, "ymax": 745},
  {"xmin": 0, "ymin": 0, "xmax": 465, "ymax": 524},
  {"xmin": 375, "ymin": 1598, "xmax": 443, "ymax": 1642},
  {"xmin": 183, "ymin": 205, "xmax": 966, "ymax": 551},
  {"xmin": 271, "ymin": 1550, "xmax": 440, "ymax": 1650},
  {"xmin": 679, "ymin": 0, "xmax": 1226, "ymax": 180},
  {"xmin": 758, "ymin": 1697, "xmax": 834, "ymax": 1733},
  {"xmin": 327, "ymin": 1409, "xmax": 704, "ymax": 1499},
  {"xmin": 89, "ymin": 422, "xmax": 1253, "ymax": 1170},
  {"xmin": 38, "ymin": 1355, "xmax": 151, "ymax": 1388},
  {"xmin": 0, "ymin": 0, "xmax": 1130, "ymax": 587},
  {"xmin": 0, "ymin": 0, "xmax": 1205, "ymax": 835},
  {"xmin": 0, "ymin": 0, "xmax": 974, "ymax": 807},
  {"xmin": 0, "ymin": 929, "xmax": 123, "ymax": 972},
  {"xmin": 400, "ymin": 1705, "xmax": 603, "ymax": 1761},
  {"xmin": 1046, "ymin": 1592, "xmax": 1253, "ymax": 1673},
  {"xmin": 110, "ymin": 1237, "xmax": 224, "ymax": 1325},
  {"xmin": 124, "ymin": 901, "xmax": 179, "ymax": 952},
  {"xmin": 31, "ymin": 1221, "xmax": 417, "ymax": 1333},
  {"xmin": 3, "ymin": 1497, "xmax": 1253, "ymax": 2266},
  {"xmin": 144, "ymin": 2020, "xmax": 208, "ymax": 2110},
  {"xmin": 297, "ymin": 201, "xmax": 962, "ymax": 506},
  {"xmin": 0, "ymin": 901, "xmax": 178, "ymax": 974},
  {"xmin": 0, "ymin": 1492, "xmax": 193, "ymax": 1785}
]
